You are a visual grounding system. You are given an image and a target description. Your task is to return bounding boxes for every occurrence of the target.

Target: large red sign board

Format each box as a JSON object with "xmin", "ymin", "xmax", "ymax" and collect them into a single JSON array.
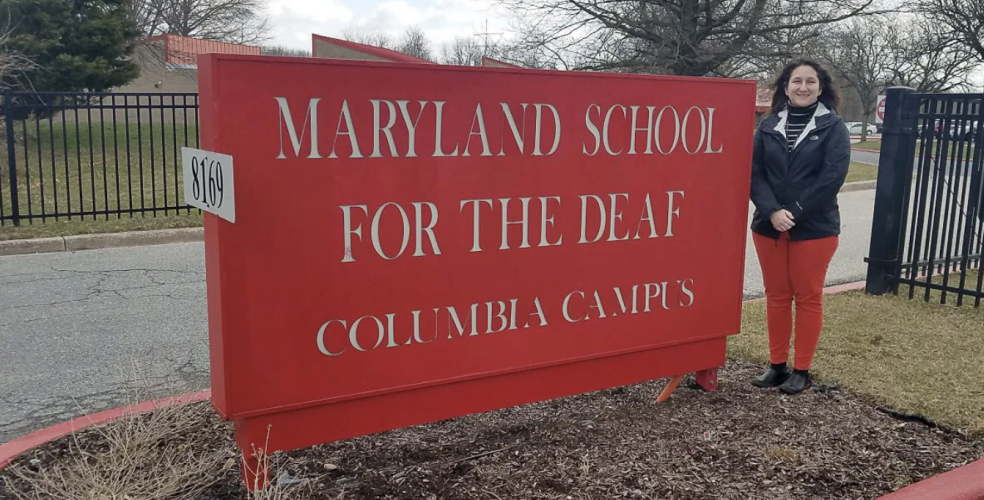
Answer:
[{"xmin": 198, "ymin": 54, "xmax": 755, "ymax": 485}]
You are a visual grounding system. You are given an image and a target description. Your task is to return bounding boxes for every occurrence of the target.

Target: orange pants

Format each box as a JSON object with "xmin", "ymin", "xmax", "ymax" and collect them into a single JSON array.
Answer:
[{"xmin": 752, "ymin": 231, "xmax": 838, "ymax": 370}]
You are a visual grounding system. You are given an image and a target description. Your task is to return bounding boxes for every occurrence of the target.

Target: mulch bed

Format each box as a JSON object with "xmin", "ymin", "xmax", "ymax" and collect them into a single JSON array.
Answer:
[{"xmin": 2, "ymin": 360, "xmax": 982, "ymax": 500}]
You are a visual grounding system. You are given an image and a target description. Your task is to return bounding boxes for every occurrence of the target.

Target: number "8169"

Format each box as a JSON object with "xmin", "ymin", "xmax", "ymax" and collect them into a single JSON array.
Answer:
[{"xmin": 191, "ymin": 156, "xmax": 224, "ymax": 209}]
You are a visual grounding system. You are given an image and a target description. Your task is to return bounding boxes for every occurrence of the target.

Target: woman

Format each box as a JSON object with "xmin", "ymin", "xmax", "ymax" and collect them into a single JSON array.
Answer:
[{"xmin": 749, "ymin": 59, "xmax": 851, "ymax": 395}]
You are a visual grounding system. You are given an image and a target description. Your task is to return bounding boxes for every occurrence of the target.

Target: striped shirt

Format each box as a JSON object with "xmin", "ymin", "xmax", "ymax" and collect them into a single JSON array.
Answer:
[{"xmin": 785, "ymin": 100, "xmax": 819, "ymax": 151}]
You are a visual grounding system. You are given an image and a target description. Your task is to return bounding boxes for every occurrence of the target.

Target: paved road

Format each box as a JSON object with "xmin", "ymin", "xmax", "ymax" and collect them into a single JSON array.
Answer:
[
  {"xmin": 0, "ymin": 189, "xmax": 877, "ymax": 443},
  {"xmin": 0, "ymin": 244, "xmax": 210, "ymax": 443},
  {"xmin": 852, "ymin": 148, "xmax": 979, "ymax": 181},
  {"xmin": 853, "ymin": 149, "xmax": 879, "ymax": 165}
]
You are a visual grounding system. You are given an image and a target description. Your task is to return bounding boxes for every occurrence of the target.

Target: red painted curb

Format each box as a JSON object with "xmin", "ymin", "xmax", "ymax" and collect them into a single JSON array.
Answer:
[
  {"xmin": 823, "ymin": 281, "xmax": 868, "ymax": 294},
  {"xmin": 745, "ymin": 279, "xmax": 867, "ymax": 304},
  {"xmin": 0, "ymin": 390, "xmax": 211, "ymax": 469},
  {"xmin": 874, "ymin": 459, "xmax": 984, "ymax": 500}
]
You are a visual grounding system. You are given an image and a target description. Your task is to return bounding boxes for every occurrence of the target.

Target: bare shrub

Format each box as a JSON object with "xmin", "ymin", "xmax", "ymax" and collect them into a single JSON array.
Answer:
[{"xmin": 2, "ymin": 400, "xmax": 235, "ymax": 500}]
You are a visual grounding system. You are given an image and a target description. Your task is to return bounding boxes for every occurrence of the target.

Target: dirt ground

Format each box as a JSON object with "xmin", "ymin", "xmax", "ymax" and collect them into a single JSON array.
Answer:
[{"xmin": 2, "ymin": 360, "xmax": 982, "ymax": 500}]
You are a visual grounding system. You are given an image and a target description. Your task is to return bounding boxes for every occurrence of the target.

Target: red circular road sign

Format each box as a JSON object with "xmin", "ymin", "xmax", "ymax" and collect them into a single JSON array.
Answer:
[{"xmin": 877, "ymin": 98, "xmax": 886, "ymax": 121}]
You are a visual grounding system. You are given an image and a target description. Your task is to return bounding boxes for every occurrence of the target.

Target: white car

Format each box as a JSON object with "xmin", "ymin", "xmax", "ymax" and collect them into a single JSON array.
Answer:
[{"xmin": 845, "ymin": 122, "xmax": 878, "ymax": 136}]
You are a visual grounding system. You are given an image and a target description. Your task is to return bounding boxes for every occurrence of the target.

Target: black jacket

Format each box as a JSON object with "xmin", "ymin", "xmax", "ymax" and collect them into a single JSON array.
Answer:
[{"xmin": 750, "ymin": 102, "xmax": 852, "ymax": 241}]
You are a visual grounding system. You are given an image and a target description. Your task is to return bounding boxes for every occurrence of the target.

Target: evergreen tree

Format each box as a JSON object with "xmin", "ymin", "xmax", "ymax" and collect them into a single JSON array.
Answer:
[{"xmin": 1, "ymin": 0, "xmax": 141, "ymax": 93}]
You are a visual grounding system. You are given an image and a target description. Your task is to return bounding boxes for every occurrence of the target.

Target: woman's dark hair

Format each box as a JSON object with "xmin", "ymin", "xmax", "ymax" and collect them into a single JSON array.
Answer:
[{"xmin": 769, "ymin": 58, "xmax": 840, "ymax": 115}]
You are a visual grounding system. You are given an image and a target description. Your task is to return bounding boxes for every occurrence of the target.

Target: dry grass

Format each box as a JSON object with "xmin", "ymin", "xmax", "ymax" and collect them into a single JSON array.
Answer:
[
  {"xmin": 1, "ymin": 397, "xmax": 313, "ymax": 500},
  {"xmin": 730, "ymin": 271, "xmax": 984, "ymax": 437},
  {"xmin": 1, "ymin": 401, "xmax": 232, "ymax": 499},
  {"xmin": 0, "ymin": 360, "xmax": 310, "ymax": 500},
  {"xmin": 0, "ymin": 212, "xmax": 202, "ymax": 240}
]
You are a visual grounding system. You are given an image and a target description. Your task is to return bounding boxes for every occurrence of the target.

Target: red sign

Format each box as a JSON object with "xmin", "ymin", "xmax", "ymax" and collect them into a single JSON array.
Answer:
[
  {"xmin": 198, "ymin": 54, "xmax": 756, "ymax": 487},
  {"xmin": 877, "ymin": 96, "xmax": 887, "ymax": 122}
]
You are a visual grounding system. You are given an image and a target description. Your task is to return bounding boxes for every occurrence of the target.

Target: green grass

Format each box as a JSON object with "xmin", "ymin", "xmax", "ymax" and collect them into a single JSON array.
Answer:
[
  {"xmin": 1, "ymin": 118, "xmax": 201, "ymax": 238},
  {"xmin": 731, "ymin": 270, "xmax": 984, "ymax": 437},
  {"xmin": 846, "ymin": 161, "xmax": 878, "ymax": 184},
  {"xmin": 0, "ymin": 213, "xmax": 203, "ymax": 241}
]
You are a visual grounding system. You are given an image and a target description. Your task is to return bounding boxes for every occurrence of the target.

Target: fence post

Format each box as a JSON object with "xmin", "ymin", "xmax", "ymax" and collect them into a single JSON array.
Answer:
[
  {"xmin": 3, "ymin": 88, "xmax": 19, "ymax": 226},
  {"xmin": 865, "ymin": 86, "xmax": 916, "ymax": 295}
]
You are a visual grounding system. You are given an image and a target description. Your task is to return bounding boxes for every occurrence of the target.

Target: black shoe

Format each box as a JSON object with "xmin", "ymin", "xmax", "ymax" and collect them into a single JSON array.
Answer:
[
  {"xmin": 752, "ymin": 363, "xmax": 791, "ymax": 388},
  {"xmin": 779, "ymin": 370, "xmax": 812, "ymax": 395}
]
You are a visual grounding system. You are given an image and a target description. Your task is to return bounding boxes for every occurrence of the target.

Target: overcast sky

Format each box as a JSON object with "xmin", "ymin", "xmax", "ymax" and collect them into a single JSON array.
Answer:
[
  {"xmin": 265, "ymin": 0, "xmax": 513, "ymax": 52},
  {"xmin": 260, "ymin": 1, "xmax": 984, "ymax": 89}
]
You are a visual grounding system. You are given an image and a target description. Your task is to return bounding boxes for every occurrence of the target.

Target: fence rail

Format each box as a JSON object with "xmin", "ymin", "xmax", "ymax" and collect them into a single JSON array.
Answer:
[
  {"xmin": 1, "ymin": 89, "xmax": 202, "ymax": 227},
  {"xmin": 866, "ymin": 88, "xmax": 984, "ymax": 306}
]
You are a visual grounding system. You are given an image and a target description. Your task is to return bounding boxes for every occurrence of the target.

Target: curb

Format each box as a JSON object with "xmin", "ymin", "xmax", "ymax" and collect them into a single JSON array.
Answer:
[
  {"xmin": 875, "ymin": 460, "xmax": 984, "ymax": 500},
  {"xmin": 0, "ymin": 227, "xmax": 203, "ymax": 257},
  {"xmin": 841, "ymin": 180, "xmax": 876, "ymax": 192},
  {"xmin": 744, "ymin": 279, "xmax": 867, "ymax": 304},
  {"xmin": 0, "ymin": 390, "xmax": 211, "ymax": 469}
]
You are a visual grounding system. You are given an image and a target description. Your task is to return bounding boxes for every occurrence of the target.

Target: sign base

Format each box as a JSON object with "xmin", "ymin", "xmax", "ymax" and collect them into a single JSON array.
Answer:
[{"xmin": 233, "ymin": 336, "xmax": 727, "ymax": 490}]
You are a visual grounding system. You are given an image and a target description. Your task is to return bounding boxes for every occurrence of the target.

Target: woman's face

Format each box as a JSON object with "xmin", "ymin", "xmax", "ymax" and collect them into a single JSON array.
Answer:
[{"xmin": 786, "ymin": 65, "xmax": 821, "ymax": 107}]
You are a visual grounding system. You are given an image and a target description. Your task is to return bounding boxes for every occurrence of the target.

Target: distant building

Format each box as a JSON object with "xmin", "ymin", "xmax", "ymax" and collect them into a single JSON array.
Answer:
[
  {"xmin": 480, "ymin": 56, "xmax": 523, "ymax": 68},
  {"xmin": 116, "ymin": 34, "xmax": 262, "ymax": 94},
  {"xmin": 90, "ymin": 34, "xmax": 262, "ymax": 123},
  {"xmin": 311, "ymin": 34, "xmax": 434, "ymax": 64},
  {"xmin": 756, "ymin": 88, "xmax": 773, "ymax": 122},
  {"xmin": 309, "ymin": 36, "xmax": 529, "ymax": 71}
]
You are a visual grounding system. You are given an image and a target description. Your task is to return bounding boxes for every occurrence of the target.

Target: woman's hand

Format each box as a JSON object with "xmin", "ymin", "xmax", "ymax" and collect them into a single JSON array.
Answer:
[{"xmin": 771, "ymin": 209, "xmax": 795, "ymax": 232}]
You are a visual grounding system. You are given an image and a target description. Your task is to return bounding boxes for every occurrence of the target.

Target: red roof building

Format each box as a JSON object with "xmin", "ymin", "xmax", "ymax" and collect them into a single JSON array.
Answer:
[
  {"xmin": 139, "ymin": 34, "xmax": 261, "ymax": 68},
  {"xmin": 756, "ymin": 88, "xmax": 773, "ymax": 113},
  {"xmin": 481, "ymin": 56, "xmax": 522, "ymax": 68}
]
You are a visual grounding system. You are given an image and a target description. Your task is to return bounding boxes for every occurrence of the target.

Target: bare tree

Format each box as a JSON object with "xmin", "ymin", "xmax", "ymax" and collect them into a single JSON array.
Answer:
[
  {"xmin": 819, "ymin": 16, "xmax": 891, "ymax": 141},
  {"xmin": 495, "ymin": 0, "xmax": 892, "ymax": 77},
  {"xmin": 341, "ymin": 28, "xmax": 394, "ymax": 49},
  {"xmin": 490, "ymin": 16, "xmax": 592, "ymax": 70},
  {"xmin": 917, "ymin": 0, "xmax": 984, "ymax": 63},
  {"xmin": 397, "ymin": 26, "xmax": 432, "ymax": 61},
  {"xmin": 883, "ymin": 15, "xmax": 977, "ymax": 93},
  {"xmin": 0, "ymin": 21, "xmax": 36, "ymax": 91},
  {"xmin": 261, "ymin": 45, "xmax": 310, "ymax": 57},
  {"xmin": 441, "ymin": 36, "xmax": 484, "ymax": 66},
  {"xmin": 133, "ymin": 0, "xmax": 272, "ymax": 45},
  {"xmin": 711, "ymin": 0, "xmax": 834, "ymax": 79},
  {"xmin": 130, "ymin": 0, "xmax": 167, "ymax": 41}
]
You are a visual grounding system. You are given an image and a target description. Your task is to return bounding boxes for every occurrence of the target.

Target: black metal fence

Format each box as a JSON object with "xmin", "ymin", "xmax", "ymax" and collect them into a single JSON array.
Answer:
[
  {"xmin": 0, "ymin": 89, "xmax": 201, "ymax": 226},
  {"xmin": 866, "ymin": 87, "xmax": 984, "ymax": 306}
]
